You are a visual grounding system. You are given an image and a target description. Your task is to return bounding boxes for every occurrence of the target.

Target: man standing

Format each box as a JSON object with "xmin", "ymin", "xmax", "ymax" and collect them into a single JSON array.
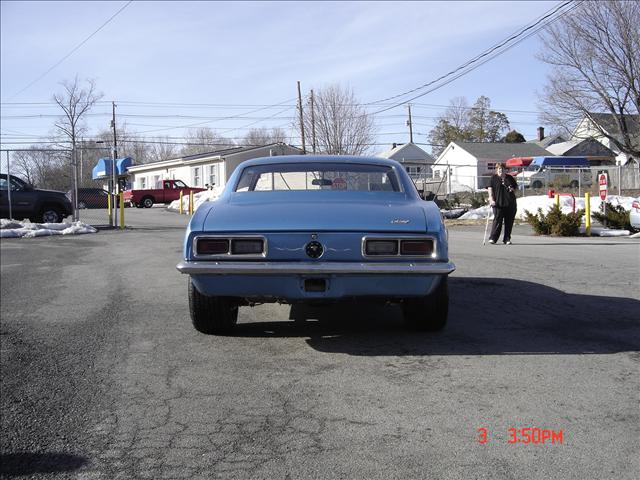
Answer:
[{"xmin": 487, "ymin": 163, "xmax": 518, "ymax": 245}]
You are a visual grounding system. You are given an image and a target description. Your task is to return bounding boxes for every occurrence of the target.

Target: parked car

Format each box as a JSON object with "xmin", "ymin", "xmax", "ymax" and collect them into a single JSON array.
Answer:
[
  {"xmin": 630, "ymin": 198, "xmax": 640, "ymax": 232},
  {"xmin": 516, "ymin": 156, "xmax": 593, "ymax": 189},
  {"xmin": 176, "ymin": 155, "xmax": 456, "ymax": 334},
  {"xmin": 0, "ymin": 173, "xmax": 72, "ymax": 223},
  {"xmin": 123, "ymin": 179, "xmax": 205, "ymax": 208},
  {"xmin": 66, "ymin": 187, "xmax": 112, "ymax": 209}
]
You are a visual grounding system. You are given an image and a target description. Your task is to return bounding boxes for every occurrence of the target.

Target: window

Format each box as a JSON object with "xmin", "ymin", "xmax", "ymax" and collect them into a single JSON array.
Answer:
[
  {"xmin": 192, "ymin": 167, "xmax": 201, "ymax": 186},
  {"xmin": 153, "ymin": 175, "xmax": 161, "ymax": 188},
  {"xmin": 140, "ymin": 177, "xmax": 147, "ymax": 189},
  {"xmin": 0, "ymin": 176, "xmax": 27, "ymax": 191},
  {"xmin": 208, "ymin": 164, "xmax": 218, "ymax": 186},
  {"xmin": 235, "ymin": 163, "xmax": 402, "ymax": 192}
]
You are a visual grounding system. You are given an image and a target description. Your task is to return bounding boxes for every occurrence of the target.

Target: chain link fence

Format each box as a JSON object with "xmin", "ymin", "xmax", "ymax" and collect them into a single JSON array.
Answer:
[
  {"xmin": 413, "ymin": 163, "xmax": 640, "ymax": 199},
  {"xmin": 1, "ymin": 148, "xmax": 121, "ymax": 228}
]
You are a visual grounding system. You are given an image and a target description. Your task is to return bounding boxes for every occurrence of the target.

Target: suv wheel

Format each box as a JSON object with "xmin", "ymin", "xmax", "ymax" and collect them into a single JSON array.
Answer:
[{"xmin": 40, "ymin": 206, "xmax": 64, "ymax": 223}]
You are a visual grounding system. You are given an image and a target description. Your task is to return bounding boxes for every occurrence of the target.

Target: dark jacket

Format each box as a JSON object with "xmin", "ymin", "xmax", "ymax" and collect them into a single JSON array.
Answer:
[{"xmin": 490, "ymin": 174, "xmax": 517, "ymax": 208}]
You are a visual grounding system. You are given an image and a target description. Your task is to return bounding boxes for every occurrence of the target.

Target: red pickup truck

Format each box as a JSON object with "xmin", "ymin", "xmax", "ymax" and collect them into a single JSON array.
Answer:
[{"xmin": 123, "ymin": 179, "xmax": 206, "ymax": 208}]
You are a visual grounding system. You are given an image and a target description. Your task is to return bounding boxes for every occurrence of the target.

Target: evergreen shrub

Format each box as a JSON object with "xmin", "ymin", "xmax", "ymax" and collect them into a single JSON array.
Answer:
[
  {"xmin": 524, "ymin": 204, "xmax": 585, "ymax": 236},
  {"xmin": 591, "ymin": 202, "xmax": 631, "ymax": 230}
]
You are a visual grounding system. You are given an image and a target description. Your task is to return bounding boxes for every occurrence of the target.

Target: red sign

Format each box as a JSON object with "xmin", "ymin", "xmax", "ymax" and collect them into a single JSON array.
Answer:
[
  {"xmin": 332, "ymin": 177, "xmax": 347, "ymax": 190},
  {"xmin": 598, "ymin": 173, "xmax": 608, "ymax": 201}
]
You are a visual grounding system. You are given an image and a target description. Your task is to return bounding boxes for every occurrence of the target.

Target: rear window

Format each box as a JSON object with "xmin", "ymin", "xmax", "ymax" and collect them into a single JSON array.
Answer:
[{"xmin": 235, "ymin": 162, "xmax": 401, "ymax": 192}]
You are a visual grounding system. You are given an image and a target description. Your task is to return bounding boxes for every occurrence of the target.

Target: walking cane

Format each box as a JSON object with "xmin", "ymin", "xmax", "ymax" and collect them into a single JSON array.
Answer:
[{"xmin": 483, "ymin": 203, "xmax": 492, "ymax": 245}]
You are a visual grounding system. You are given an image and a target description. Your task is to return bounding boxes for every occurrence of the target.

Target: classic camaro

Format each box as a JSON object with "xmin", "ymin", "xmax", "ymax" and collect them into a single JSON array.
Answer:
[{"xmin": 176, "ymin": 155, "xmax": 455, "ymax": 333}]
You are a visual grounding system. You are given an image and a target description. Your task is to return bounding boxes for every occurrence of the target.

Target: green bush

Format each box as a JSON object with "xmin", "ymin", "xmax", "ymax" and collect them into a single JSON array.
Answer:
[
  {"xmin": 524, "ymin": 204, "xmax": 585, "ymax": 236},
  {"xmin": 591, "ymin": 202, "xmax": 631, "ymax": 230},
  {"xmin": 470, "ymin": 192, "xmax": 488, "ymax": 209}
]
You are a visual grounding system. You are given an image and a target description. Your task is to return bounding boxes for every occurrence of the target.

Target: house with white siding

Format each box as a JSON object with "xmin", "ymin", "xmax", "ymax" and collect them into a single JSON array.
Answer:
[
  {"xmin": 376, "ymin": 142, "xmax": 435, "ymax": 177},
  {"xmin": 572, "ymin": 113, "xmax": 639, "ymax": 166},
  {"xmin": 433, "ymin": 142, "xmax": 552, "ymax": 192},
  {"xmin": 126, "ymin": 143, "xmax": 302, "ymax": 190}
]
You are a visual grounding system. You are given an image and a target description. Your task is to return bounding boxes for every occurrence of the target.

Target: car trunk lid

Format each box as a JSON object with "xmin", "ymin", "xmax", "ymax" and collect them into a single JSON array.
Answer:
[{"xmin": 202, "ymin": 193, "xmax": 426, "ymax": 233}]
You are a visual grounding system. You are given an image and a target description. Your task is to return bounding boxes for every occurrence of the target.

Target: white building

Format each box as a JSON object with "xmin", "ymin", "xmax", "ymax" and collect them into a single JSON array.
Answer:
[
  {"xmin": 572, "ymin": 113, "xmax": 639, "ymax": 166},
  {"xmin": 126, "ymin": 143, "xmax": 302, "ymax": 190},
  {"xmin": 433, "ymin": 141, "xmax": 552, "ymax": 191},
  {"xmin": 377, "ymin": 142, "xmax": 435, "ymax": 177}
]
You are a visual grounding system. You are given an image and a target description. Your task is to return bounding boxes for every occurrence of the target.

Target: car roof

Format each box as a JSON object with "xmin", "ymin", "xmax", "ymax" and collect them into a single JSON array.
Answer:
[{"xmin": 237, "ymin": 155, "xmax": 400, "ymax": 168}]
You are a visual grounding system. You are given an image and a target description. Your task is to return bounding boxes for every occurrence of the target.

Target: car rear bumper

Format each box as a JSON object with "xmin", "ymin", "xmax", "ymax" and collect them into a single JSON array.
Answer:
[
  {"xmin": 176, "ymin": 260, "xmax": 455, "ymax": 276},
  {"xmin": 178, "ymin": 261, "xmax": 455, "ymax": 300}
]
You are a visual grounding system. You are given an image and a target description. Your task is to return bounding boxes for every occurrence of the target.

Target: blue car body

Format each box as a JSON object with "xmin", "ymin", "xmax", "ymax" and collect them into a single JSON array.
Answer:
[{"xmin": 177, "ymin": 155, "xmax": 455, "ymax": 332}]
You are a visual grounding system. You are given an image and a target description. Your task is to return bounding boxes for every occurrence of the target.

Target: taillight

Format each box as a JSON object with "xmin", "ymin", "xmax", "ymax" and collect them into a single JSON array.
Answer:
[
  {"xmin": 231, "ymin": 238, "xmax": 264, "ymax": 255},
  {"xmin": 365, "ymin": 240, "xmax": 398, "ymax": 256},
  {"xmin": 364, "ymin": 238, "xmax": 435, "ymax": 257},
  {"xmin": 195, "ymin": 236, "xmax": 265, "ymax": 256},
  {"xmin": 400, "ymin": 239, "xmax": 434, "ymax": 256},
  {"xmin": 197, "ymin": 238, "xmax": 229, "ymax": 255}
]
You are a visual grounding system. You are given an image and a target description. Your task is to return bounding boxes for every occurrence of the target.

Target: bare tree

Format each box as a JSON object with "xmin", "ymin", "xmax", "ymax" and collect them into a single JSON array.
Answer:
[
  {"xmin": 94, "ymin": 123, "xmax": 154, "ymax": 166},
  {"xmin": 428, "ymin": 97, "xmax": 472, "ymax": 157},
  {"xmin": 427, "ymin": 96, "xmax": 510, "ymax": 157},
  {"xmin": 537, "ymin": 0, "xmax": 639, "ymax": 157},
  {"xmin": 11, "ymin": 148, "xmax": 69, "ymax": 190},
  {"xmin": 241, "ymin": 127, "xmax": 287, "ymax": 147},
  {"xmin": 148, "ymin": 136, "xmax": 179, "ymax": 163},
  {"xmin": 302, "ymin": 84, "xmax": 376, "ymax": 155},
  {"xmin": 53, "ymin": 76, "xmax": 103, "ymax": 153},
  {"xmin": 52, "ymin": 76, "xmax": 103, "ymax": 211},
  {"xmin": 180, "ymin": 128, "xmax": 235, "ymax": 156}
]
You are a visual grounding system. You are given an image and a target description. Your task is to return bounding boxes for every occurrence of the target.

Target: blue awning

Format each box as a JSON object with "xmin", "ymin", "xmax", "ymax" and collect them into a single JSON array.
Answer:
[
  {"xmin": 531, "ymin": 156, "xmax": 589, "ymax": 167},
  {"xmin": 92, "ymin": 157, "xmax": 133, "ymax": 179}
]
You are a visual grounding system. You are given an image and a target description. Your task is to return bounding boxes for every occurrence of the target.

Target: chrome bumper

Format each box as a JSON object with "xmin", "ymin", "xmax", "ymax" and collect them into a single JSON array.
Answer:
[{"xmin": 176, "ymin": 260, "xmax": 455, "ymax": 276}]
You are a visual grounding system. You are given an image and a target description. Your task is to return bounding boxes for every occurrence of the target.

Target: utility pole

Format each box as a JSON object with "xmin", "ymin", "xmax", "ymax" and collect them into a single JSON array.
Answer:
[
  {"xmin": 407, "ymin": 104, "xmax": 414, "ymax": 143},
  {"xmin": 111, "ymin": 101, "xmax": 118, "ymax": 159},
  {"xmin": 310, "ymin": 89, "xmax": 316, "ymax": 154},
  {"xmin": 297, "ymin": 81, "xmax": 306, "ymax": 154},
  {"xmin": 111, "ymin": 101, "xmax": 118, "ymax": 227}
]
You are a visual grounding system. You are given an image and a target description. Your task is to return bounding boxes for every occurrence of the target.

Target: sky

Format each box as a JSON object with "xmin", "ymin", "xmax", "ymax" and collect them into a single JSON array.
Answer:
[
  {"xmin": 2, "ymin": 194, "xmax": 638, "ymax": 238},
  {"xmin": 1, "ymin": 1, "xmax": 569, "ymax": 156}
]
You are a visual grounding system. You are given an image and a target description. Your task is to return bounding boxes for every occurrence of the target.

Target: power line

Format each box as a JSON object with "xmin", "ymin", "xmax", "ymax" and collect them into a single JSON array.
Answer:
[
  {"xmin": 133, "ymin": 98, "xmax": 297, "ymax": 134},
  {"xmin": 364, "ymin": 0, "xmax": 582, "ymax": 115},
  {"xmin": 7, "ymin": 1, "xmax": 134, "ymax": 100}
]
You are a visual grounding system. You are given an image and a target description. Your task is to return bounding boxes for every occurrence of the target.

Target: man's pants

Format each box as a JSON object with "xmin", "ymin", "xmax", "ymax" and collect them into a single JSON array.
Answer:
[{"xmin": 490, "ymin": 205, "xmax": 517, "ymax": 242}]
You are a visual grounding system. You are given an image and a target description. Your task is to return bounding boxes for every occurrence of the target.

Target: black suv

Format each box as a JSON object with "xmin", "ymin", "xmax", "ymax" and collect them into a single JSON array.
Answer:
[{"xmin": 0, "ymin": 174, "xmax": 73, "ymax": 223}]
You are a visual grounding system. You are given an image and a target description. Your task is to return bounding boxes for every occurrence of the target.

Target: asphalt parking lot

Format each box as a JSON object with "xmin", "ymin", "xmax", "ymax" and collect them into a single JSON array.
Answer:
[{"xmin": 1, "ymin": 209, "xmax": 639, "ymax": 479}]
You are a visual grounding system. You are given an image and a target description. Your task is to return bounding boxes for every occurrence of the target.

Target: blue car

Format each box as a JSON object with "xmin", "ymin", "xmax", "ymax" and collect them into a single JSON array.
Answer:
[{"xmin": 177, "ymin": 155, "xmax": 455, "ymax": 333}]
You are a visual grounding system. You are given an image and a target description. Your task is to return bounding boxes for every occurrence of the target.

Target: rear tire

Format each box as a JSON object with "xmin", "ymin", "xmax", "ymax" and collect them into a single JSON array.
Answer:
[
  {"xmin": 569, "ymin": 180, "xmax": 579, "ymax": 188},
  {"xmin": 402, "ymin": 277, "xmax": 449, "ymax": 331},
  {"xmin": 188, "ymin": 279, "xmax": 238, "ymax": 334},
  {"xmin": 142, "ymin": 197, "xmax": 154, "ymax": 208},
  {"xmin": 40, "ymin": 205, "xmax": 64, "ymax": 223},
  {"xmin": 532, "ymin": 180, "xmax": 543, "ymax": 189}
]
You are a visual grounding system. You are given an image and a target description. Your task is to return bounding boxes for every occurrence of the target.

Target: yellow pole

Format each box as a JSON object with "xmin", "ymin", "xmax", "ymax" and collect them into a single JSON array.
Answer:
[
  {"xmin": 107, "ymin": 192, "xmax": 112, "ymax": 225},
  {"xmin": 555, "ymin": 194, "xmax": 560, "ymax": 209},
  {"xmin": 119, "ymin": 192, "xmax": 125, "ymax": 229},
  {"xmin": 585, "ymin": 192, "xmax": 591, "ymax": 236},
  {"xmin": 189, "ymin": 191, "xmax": 194, "ymax": 215},
  {"xmin": 179, "ymin": 191, "xmax": 184, "ymax": 215}
]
